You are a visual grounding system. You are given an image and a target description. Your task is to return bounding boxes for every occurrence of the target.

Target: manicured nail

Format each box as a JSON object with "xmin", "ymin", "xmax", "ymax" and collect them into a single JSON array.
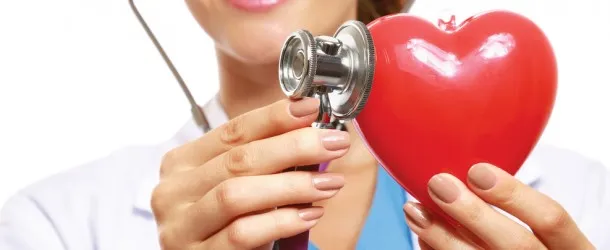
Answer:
[
  {"xmin": 428, "ymin": 174, "xmax": 460, "ymax": 203},
  {"xmin": 298, "ymin": 207, "xmax": 324, "ymax": 221},
  {"xmin": 320, "ymin": 130, "xmax": 350, "ymax": 151},
  {"xmin": 289, "ymin": 98, "xmax": 319, "ymax": 118},
  {"xmin": 404, "ymin": 202, "xmax": 432, "ymax": 229},
  {"xmin": 468, "ymin": 163, "xmax": 497, "ymax": 190},
  {"xmin": 312, "ymin": 173, "xmax": 345, "ymax": 191}
]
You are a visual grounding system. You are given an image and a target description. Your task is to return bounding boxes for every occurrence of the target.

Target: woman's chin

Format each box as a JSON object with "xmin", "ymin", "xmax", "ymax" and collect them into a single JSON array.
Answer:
[{"xmin": 219, "ymin": 33, "xmax": 287, "ymax": 66}]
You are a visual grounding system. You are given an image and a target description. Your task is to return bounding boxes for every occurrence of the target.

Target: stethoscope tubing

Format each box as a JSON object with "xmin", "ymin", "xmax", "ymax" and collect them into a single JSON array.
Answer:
[{"xmin": 128, "ymin": 0, "xmax": 211, "ymax": 133}]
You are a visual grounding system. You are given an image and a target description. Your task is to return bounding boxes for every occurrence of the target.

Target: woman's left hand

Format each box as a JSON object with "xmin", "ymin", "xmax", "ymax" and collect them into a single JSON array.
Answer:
[{"xmin": 403, "ymin": 163, "xmax": 596, "ymax": 250}]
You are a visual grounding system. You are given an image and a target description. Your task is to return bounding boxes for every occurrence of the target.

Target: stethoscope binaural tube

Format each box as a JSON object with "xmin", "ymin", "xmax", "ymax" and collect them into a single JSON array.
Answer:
[{"xmin": 128, "ymin": 0, "xmax": 211, "ymax": 133}]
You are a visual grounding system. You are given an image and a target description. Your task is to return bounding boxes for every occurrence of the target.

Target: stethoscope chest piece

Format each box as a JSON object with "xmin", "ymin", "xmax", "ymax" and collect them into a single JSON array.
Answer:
[
  {"xmin": 275, "ymin": 20, "xmax": 376, "ymax": 249},
  {"xmin": 279, "ymin": 20, "xmax": 376, "ymax": 121}
]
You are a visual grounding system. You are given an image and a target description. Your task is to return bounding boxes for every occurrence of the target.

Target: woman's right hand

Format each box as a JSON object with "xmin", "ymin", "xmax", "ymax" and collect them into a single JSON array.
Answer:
[{"xmin": 151, "ymin": 98, "xmax": 350, "ymax": 250}]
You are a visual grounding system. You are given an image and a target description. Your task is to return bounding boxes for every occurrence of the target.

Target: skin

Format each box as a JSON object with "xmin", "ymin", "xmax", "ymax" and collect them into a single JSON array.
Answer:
[
  {"xmin": 405, "ymin": 163, "xmax": 595, "ymax": 249},
  {"xmin": 151, "ymin": 0, "xmax": 596, "ymax": 249}
]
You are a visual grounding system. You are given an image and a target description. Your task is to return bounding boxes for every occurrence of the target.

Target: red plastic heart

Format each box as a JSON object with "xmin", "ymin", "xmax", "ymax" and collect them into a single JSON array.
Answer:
[{"xmin": 353, "ymin": 10, "xmax": 557, "ymax": 225}]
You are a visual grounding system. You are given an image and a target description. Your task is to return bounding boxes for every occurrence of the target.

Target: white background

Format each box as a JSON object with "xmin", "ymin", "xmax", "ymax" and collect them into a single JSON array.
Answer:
[{"xmin": 0, "ymin": 0, "xmax": 608, "ymax": 208}]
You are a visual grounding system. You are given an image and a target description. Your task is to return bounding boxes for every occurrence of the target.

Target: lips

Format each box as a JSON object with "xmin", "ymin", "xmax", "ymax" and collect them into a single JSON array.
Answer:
[{"xmin": 227, "ymin": 0, "xmax": 287, "ymax": 12}]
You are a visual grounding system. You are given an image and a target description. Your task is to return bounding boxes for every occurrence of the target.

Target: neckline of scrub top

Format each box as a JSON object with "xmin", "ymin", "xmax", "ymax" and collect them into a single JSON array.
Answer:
[{"xmin": 307, "ymin": 165, "xmax": 414, "ymax": 250}]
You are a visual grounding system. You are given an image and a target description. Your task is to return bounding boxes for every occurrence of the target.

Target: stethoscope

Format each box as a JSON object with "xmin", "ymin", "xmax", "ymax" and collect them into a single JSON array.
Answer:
[
  {"xmin": 128, "ymin": 0, "xmax": 381, "ymax": 133},
  {"xmin": 128, "ymin": 0, "xmax": 211, "ymax": 133},
  {"xmin": 128, "ymin": 1, "xmax": 379, "ymax": 249}
]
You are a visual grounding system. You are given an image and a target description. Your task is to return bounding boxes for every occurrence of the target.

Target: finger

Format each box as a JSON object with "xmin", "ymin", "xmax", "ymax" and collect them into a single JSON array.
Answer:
[
  {"xmin": 190, "ymin": 127, "xmax": 349, "ymax": 192},
  {"xmin": 427, "ymin": 173, "xmax": 546, "ymax": 249},
  {"xmin": 466, "ymin": 163, "xmax": 595, "ymax": 249},
  {"xmin": 177, "ymin": 171, "xmax": 344, "ymax": 242},
  {"xmin": 404, "ymin": 202, "xmax": 479, "ymax": 250},
  {"xmin": 161, "ymin": 97, "xmax": 320, "ymax": 173},
  {"xmin": 418, "ymin": 239, "xmax": 434, "ymax": 250},
  {"xmin": 151, "ymin": 125, "xmax": 349, "ymax": 228},
  {"xmin": 197, "ymin": 206, "xmax": 324, "ymax": 250}
]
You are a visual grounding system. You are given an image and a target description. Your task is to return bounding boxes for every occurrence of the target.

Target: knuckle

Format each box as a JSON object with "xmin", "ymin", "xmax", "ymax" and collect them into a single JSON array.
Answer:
[
  {"xmin": 268, "ymin": 102, "xmax": 286, "ymax": 127},
  {"xmin": 290, "ymin": 129, "xmax": 318, "ymax": 155},
  {"xmin": 214, "ymin": 180, "xmax": 242, "ymax": 215},
  {"xmin": 223, "ymin": 146, "xmax": 254, "ymax": 176},
  {"xmin": 288, "ymin": 132, "xmax": 306, "ymax": 153},
  {"xmin": 284, "ymin": 172, "xmax": 311, "ymax": 196},
  {"xmin": 271, "ymin": 210, "xmax": 294, "ymax": 232},
  {"xmin": 157, "ymin": 225, "xmax": 182, "ymax": 250},
  {"xmin": 495, "ymin": 181, "xmax": 523, "ymax": 206},
  {"xmin": 151, "ymin": 184, "xmax": 174, "ymax": 216},
  {"xmin": 303, "ymin": 172, "xmax": 318, "ymax": 192},
  {"xmin": 437, "ymin": 227, "xmax": 461, "ymax": 248},
  {"xmin": 537, "ymin": 201, "xmax": 570, "ymax": 233},
  {"xmin": 220, "ymin": 116, "xmax": 246, "ymax": 146},
  {"xmin": 462, "ymin": 199, "xmax": 484, "ymax": 223},
  {"xmin": 226, "ymin": 220, "xmax": 251, "ymax": 248},
  {"xmin": 160, "ymin": 149, "xmax": 182, "ymax": 175}
]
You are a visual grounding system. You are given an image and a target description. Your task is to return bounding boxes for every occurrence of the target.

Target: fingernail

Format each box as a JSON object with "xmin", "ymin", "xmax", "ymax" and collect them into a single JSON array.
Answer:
[
  {"xmin": 289, "ymin": 98, "xmax": 319, "ymax": 118},
  {"xmin": 298, "ymin": 207, "xmax": 324, "ymax": 221},
  {"xmin": 312, "ymin": 173, "xmax": 345, "ymax": 191},
  {"xmin": 320, "ymin": 130, "xmax": 350, "ymax": 151},
  {"xmin": 404, "ymin": 202, "xmax": 432, "ymax": 229},
  {"xmin": 428, "ymin": 174, "xmax": 460, "ymax": 203},
  {"xmin": 468, "ymin": 163, "xmax": 497, "ymax": 190}
]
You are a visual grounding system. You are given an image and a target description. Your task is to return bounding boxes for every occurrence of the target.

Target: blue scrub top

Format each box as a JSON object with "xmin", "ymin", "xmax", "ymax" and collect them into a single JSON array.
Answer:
[{"xmin": 308, "ymin": 166, "xmax": 413, "ymax": 250}]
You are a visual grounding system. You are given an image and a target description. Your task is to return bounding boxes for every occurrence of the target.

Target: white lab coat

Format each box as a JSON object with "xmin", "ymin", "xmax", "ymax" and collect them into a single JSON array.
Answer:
[{"xmin": 0, "ymin": 95, "xmax": 609, "ymax": 250}]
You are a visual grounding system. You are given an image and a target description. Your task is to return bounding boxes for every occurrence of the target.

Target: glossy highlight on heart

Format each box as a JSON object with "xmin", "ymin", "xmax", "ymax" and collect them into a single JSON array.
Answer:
[{"xmin": 353, "ymin": 10, "xmax": 557, "ymax": 224}]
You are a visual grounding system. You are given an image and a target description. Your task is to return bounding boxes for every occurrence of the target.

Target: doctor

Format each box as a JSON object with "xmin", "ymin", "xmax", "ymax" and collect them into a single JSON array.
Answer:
[{"xmin": 1, "ymin": 0, "xmax": 609, "ymax": 249}]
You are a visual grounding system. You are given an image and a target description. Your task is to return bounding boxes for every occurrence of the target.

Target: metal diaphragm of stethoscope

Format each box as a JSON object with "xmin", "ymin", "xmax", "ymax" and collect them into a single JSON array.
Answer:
[{"xmin": 278, "ymin": 20, "xmax": 376, "ymax": 128}]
